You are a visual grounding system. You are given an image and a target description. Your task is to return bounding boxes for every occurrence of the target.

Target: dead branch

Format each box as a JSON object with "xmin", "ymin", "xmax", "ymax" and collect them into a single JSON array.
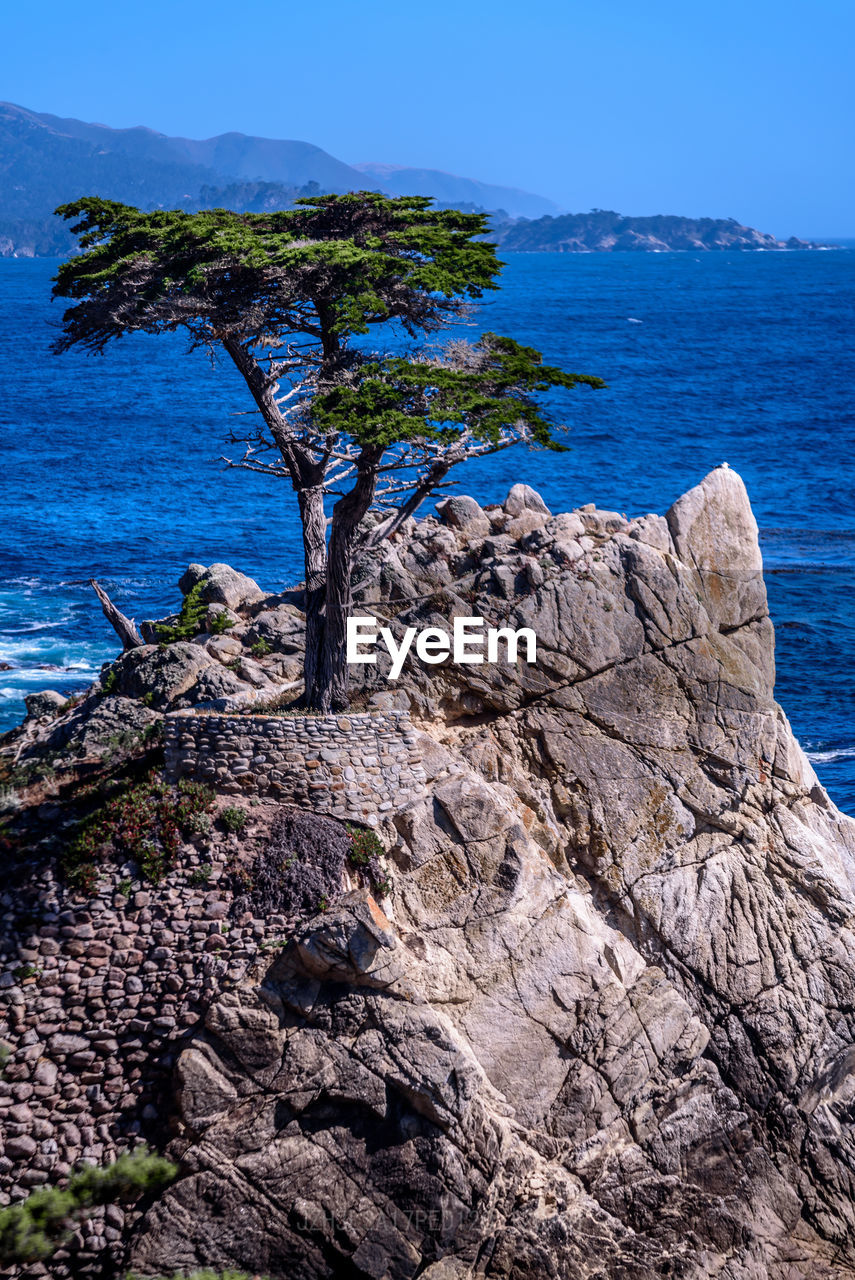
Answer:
[{"xmin": 90, "ymin": 580, "xmax": 144, "ymax": 651}]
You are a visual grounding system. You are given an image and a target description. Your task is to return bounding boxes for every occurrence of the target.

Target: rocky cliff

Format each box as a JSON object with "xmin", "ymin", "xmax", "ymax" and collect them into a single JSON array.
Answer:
[{"xmin": 4, "ymin": 467, "xmax": 855, "ymax": 1279}]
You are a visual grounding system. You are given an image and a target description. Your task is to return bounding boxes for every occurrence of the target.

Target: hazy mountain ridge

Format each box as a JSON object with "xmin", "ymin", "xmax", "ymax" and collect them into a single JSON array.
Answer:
[
  {"xmin": 0, "ymin": 102, "xmax": 818, "ymax": 257},
  {"xmin": 354, "ymin": 161, "xmax": 560, "ymax": 219},
  {"xmin": 0, "ymin": 102, "xmax": 551, "ymax": 255}
]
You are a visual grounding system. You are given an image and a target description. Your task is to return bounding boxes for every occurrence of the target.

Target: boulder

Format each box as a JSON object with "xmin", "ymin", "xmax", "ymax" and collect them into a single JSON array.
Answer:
[
  {"xmin": 173, "ymin": 665, "xmax": 249, "ymax": 708},
  {"xmin": 178, "ymin": 563, "xmax": 207, "ymax": 596},
  {"xmin": 247, "ymin": 605, "xmax": 304, "ymax": 655},
  {"xmin": 435, "ymin": 495, "xmax": 491, "ymax": 539},
  {"xmin": 36, "ymin": 694, "xmax": 160, "ymax": 761},
  {"xmin": 111, "ymin": 642, "xmax": 219, "ymax": 710},
  {"xmin": 180, "ymin": 562, "xmax": 265, "ymax": 611},
  {"xmin": 503, "ymin": 482, "xmax": 551, "ymax": 517},
  {"xmin": 23, "ymin": 690, "xmax": 66, "ymax": 720}
]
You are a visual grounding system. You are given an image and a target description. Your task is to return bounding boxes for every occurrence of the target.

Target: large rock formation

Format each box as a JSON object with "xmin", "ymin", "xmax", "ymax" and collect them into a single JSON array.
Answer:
[{"xmin": 123, "ymin": 468, "xmax": 855, "ymax": 1279}]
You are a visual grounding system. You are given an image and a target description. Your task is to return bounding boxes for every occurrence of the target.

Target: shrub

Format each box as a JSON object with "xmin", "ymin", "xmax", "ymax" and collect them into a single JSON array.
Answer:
[
  {"xmin": 61, "ymin": 772, "xmax": 216, "ymax": 890},
  {"xmin": 208, "ymin": 610, "xmax": 235, "ymax": 635},
  {"xmin": 250, "ymin": 636, "xmax": 272, "ymax": 657},
  {"xmin": 186, "ymin": 811, "xmax": 212, "ymax": 837},
  {"xmin": 155, "ymin": 582, "xmax": 208, "ymax": 644},
  {"xmin": 345, "ymin": 824, "xmax": 391, "ymax": 897},
  {"xmin": 189, "ymin": 862, "xmax": 213, "ymax": 887},
  {"xmin": 346, "ymin": 824, "xmax": 384, "ymax": 867},
  {"xmin": 101, "ymin": 667, "xmax": 118, "ymax": 694},
  {"xmin": 220, "ymin": 806, "xmax": 248, "ymax": 834},
  {"xmin": 0, "ymin": 1149, "xmax": 176, "ymax": 1265}
]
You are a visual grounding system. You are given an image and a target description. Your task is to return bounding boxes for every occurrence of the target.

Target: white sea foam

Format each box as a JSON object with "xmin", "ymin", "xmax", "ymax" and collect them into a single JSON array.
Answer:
[{"xmin": 806, "ymin": 747, "xmax": 855, "ymax": 764}]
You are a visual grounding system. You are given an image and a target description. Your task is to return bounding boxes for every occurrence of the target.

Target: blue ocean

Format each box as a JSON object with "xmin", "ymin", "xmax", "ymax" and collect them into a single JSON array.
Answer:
[{"xmin": 2, "ymin": 251, "xmax": 854, "ymax": 810}]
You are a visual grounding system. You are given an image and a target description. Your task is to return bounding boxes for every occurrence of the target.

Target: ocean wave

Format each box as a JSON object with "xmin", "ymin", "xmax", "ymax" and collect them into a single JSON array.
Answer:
[
  {"xmin": 806, "ymin": 747, "xmax": 855, "ymax": 764},
  {"xmin": 0, "ymin": 619, "xmax": 72, "ymax": 634}
]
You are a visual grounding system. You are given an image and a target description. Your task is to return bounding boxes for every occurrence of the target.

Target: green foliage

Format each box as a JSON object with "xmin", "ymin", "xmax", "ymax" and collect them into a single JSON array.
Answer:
[
  {"xmin": 101, "ymin": 667, "xmax": 118, "ymax": 694},
  {"xmin": 188, "ymin": 862, "xmax": 213, "ymax": 887},
  {"xmin": 61, "ymin": 772, "xmax": 216, "ymax": 890},
  {"xmin": 0, "ymin": 1041, "xmax": 9, "ymax": 1074},
  {"xmin": 117, "ymin": 877, "xmax": 133, "ymax": 897},
  {"xmin": 207, "ymin": 610, "xmax": 235, "ymax": 635},
  {"xmin": 220, "ymin": 806, "xmax": 248, "ymax": 834},
  {"xmin": 186, "ymin": 810, "xmax": 212, "ymax": 837},
  {"xmin": 0, "ymin": 1148, "xmax": 176, "ymax": 1265},
  {"xmin": 250, "ymin": 636, "xmax": 272, "ymax": 657},
  {"xmin": 346, "ymin": 823, "xmax": 385, "ymax": 867},
  {"xmin": 13, "ymin": 963, "xmax": 40, "ymax": 981},
  {"xmin": 52, "ymin": 194, "xmax": 499, "ymax": 353},
  {"xmin": 155, "ymin": 582, "xmax": 208, "ymax": 644},
  {"xmin": 314, "ymin": 333, "xmax": 605, "ymax": 452}
]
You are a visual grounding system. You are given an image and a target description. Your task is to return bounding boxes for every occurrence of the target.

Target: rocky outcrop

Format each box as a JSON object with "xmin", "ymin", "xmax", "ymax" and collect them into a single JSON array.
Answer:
[
  {"xmin": 117, "ymin": 468, "xmax": 855, "ymax": 1279},
  {"xmin": 494, "ymin": 210, "xmax": 822, "ymax": 252},
  {"xmin": 3, "ymin": 468, "xmax": 854, "ymax": 1278}
]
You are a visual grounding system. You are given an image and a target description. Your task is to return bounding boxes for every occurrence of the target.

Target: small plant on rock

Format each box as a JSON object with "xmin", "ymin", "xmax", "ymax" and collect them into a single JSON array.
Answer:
[
  {"xmin": 208, "ymin": 610, "xmax": 235, "ymax": 635},
  {"xmin": 189, "ymin": 863, "xmax": 213, "ymax": 887},
  {"xmin": 250, "ymin": 636, "xmax": 272, "ymax": 657},
  {"xmin": 61, "ymin": 772, "xmax": 216, "ymax": 890},
  {"xmin": 346, "ymin": 824, "xmax": 384, "ymax": 867},
  {"xmin": 0, "ymin": 1148, "xmax": 176, "ymax": 1265},
  {"xmin": 186, "ymin": 810, "xmax": 212, "ymax": 837},
  {"xmin": 220, "ymin": 806, "xmax": 248, "ymax": 834},
  {"xmin": 155, "ymin": 581, "xmax": 208, "ymax": 644}
]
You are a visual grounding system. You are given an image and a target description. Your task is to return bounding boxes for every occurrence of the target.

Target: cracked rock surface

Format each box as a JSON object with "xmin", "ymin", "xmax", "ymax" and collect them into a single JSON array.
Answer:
[{"xmin": 127, "ymin": 467, "xmax": 855, "ymax": 1278}]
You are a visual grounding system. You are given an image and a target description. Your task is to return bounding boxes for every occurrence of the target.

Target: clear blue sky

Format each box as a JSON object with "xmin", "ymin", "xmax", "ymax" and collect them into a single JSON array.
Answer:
[{"xmin": 4, "ymin": 0, "xmax": 853, "ymax": 237}]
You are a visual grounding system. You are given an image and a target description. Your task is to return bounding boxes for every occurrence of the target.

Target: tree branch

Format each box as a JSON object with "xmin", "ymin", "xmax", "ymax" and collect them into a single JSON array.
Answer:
[{"xmin": 90, "ymin": 580, "xmax": 144, "ymax": 651}]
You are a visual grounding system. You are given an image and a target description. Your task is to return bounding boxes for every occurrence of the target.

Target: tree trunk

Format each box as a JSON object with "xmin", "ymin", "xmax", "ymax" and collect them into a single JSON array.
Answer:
[
  {"xmin": 90, "ymin": 580, "xmax": 144, "ymax": 651},
  {"xmin": 311, "ymin": 451, "xmax": 382, "ymax": 711},
  {"xmin": 299, "ymin": 486, "xmax": 328, "ymax": 705}
]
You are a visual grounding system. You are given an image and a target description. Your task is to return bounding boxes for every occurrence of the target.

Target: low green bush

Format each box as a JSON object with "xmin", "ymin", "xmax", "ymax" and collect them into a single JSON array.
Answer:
[
  {"xmin": 0, "ymin": 1149, "xmax": 176, "ymax": 1265},
  {"xmin": 220, "ymin": 806, "xmax": 248, "ymax": 834},
  {"xmin": 61, "ymin": 773, "xmax": 216, "ymax": 891},
  {"xmin": 155, "ymin": 582, "xmax": 208, "ymax": 644},
  {"xmin": 208, "ymin": 610, "xmax": 235, "ymax": 635}
]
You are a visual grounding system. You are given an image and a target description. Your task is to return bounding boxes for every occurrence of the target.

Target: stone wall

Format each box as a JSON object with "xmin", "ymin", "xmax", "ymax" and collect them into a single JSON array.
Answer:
[
  {"xmin": 164, "ymin": 710, "xmax": 426, "ymax": 825},
  {"xmin": 0, "ymin": 840, "xmax": 280, "ymax": 1278}
]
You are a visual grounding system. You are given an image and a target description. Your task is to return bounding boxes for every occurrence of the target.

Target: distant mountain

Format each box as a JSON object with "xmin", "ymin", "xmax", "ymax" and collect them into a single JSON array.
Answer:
[
  {"xmin": 492, "ymin": 208, "xmax": 818, "ymax": 252},
  {"xmin": 0, "ymin": 102, "xmax": 557, "ymax": 256},
  {"xmin": 0, "ymin": 103, "xmax": 817, "ymax": 258},
  {"xmin": 353, "ymin": 163, "xmax": 559, "ymax": 221}
]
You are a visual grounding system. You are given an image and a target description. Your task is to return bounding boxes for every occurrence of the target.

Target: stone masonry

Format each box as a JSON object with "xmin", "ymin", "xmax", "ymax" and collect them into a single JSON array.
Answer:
[
  {"xmin": 163, "ymin": 710, "xmax": 426, "ymax": 826},
  {"xmin": 0, "ymin": 838, "xmax": 286, "ymax": 1278}
]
